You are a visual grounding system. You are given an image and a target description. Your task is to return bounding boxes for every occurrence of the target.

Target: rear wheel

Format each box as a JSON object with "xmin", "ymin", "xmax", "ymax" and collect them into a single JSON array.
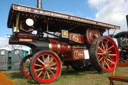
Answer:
[
  {"xmin": 20, "ymin": 54, "xmax": 32, "ymax": 78},
  {"xmin": 30, "ymin": 50, "xmax": 62, "ymax": 84},
  {"xmin": 89, "ymin": 36, "xmax": 119, "ymax": 73}
]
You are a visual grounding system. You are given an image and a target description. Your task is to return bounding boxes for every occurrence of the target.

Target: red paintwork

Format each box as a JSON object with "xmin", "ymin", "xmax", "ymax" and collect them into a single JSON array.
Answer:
[
  {"xmin": 60, "ymin": 43, "xmax": 69, "ymax": 54},
  {"xmin": 49, "ymin": 39, "xmax": 86, "ymax": 61},
  {"xmin": 69, "ymin": 33, "xmax": 84, "ymax": 44},
  {"xmin": 63, "ymin": 49, "xmax": 85, "ymax": 61},
  {"xmin": 49, "ymin": 40, "xmax": 71, "ymax": 54},
  {"xmin": 86, "ymin": 28, "xmax": 101, "ymax": 44},
  {"xmin": 49, "ymin": 40, "xmax": 58, "ymax": 53},
  {"xmin": 17, "ymin": 33, "xmax": 38, "ymax": 39}
]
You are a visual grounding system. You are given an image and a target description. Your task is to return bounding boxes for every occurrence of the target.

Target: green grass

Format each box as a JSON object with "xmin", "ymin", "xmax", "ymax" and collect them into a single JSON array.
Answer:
[{"xmin": 2, "ymin": 66, "xmax": 128, "ymax": 85}]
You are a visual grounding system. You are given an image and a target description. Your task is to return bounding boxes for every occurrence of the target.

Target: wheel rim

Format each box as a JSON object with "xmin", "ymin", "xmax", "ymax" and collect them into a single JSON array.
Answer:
[
  {"xmin": 97, "ymin": 37, "xmax": 119, "ymax": 72},
  {"xmin": 22, "ymin": 55, "xmax": 32, "ymax": 78},
  {"xmin": 32, "ymin": 52, "xmax": 61, "ymax": 83}
]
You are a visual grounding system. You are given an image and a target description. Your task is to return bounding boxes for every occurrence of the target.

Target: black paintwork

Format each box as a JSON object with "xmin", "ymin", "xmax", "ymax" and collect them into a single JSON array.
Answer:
[{"xmin": 9, "ymin": 35, "xmax": 50, "ymax": 53}]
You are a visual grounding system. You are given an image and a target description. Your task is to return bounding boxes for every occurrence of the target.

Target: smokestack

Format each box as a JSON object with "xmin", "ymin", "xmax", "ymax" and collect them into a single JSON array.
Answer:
[
  {"xmin": 37, "ymin": 0, "xmax": 42, "ymax": 9},
  {"xmin": 126, "ymin": 15, "xmax": 128, "ymax": 28}
]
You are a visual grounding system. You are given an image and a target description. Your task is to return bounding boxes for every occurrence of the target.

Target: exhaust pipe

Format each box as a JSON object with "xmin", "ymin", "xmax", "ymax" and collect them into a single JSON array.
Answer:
[{"xmin": 37, "ymin": 0, "xmax": 42, "ymax": 9}]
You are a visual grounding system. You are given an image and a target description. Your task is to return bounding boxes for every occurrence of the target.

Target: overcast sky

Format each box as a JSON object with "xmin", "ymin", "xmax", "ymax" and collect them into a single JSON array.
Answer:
[{"xmin": 0, "ymin": 0, "xmax": 128, "ymax": 49}]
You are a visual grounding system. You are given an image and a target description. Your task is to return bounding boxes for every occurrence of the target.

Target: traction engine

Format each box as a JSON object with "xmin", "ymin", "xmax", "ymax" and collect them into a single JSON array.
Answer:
[
  {"xmin": 114, "ymin": 15, "xmax": 128, "ymax": 63},
  {"xmin": 7, "ymin": 0, "xmax": 120, "ymax": 84}
]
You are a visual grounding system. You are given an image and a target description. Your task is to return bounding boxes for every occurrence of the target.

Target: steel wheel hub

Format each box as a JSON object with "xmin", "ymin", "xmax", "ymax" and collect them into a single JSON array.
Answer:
[
  {"xmin": 103, "ymin": 51, "xmax": 109, "ymax": 56},
  {"xmin": 44, "ymin": 64, "xmax": 51, "ymax": 70}
]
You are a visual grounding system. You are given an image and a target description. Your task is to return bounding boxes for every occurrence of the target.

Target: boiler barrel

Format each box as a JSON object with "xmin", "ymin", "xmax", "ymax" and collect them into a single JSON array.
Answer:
[{"xmin": 49, "ymin": 40, "xmax": 71, "ymax": 54}]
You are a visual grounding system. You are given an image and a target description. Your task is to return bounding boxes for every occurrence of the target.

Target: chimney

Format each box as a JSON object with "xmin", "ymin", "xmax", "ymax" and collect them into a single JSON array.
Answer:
[
  {"xmin": 126, "ymin": 15, "xmax": 128, "ymax": 28},
  {"xmin": 37, "ymin": 0, "xmax": 42, "ymax": 9}
]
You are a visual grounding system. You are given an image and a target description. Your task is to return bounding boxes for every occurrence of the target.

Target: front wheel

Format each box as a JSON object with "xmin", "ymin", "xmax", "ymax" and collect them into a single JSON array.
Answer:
[
  {"xmin": 30, "ymin": 50, "xmax": 62, "ymax": 84},
  {"xmin": 89, "ymin": 36, "xmax": 119, "ymax": 73}
]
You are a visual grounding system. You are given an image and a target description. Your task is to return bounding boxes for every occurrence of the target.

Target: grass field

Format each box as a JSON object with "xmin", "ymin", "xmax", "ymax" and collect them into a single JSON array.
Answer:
[{"xmin": 2, "ymin": 66, "xmax": 128, "ymax": 85}]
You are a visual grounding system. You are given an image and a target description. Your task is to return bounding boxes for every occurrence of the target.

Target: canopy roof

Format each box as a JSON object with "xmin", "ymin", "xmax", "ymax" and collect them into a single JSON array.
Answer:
[
  {"xmin": 8, "ymin": 4, "xmax": 120, "ymax": 32},
  {"xmin": 114, "ymin": 31, "xmax": 128, "ymax": 38}
]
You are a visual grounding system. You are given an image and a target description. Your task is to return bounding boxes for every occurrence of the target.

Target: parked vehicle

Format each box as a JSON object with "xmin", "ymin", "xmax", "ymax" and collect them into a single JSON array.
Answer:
[
  {"xmin": 114, "ymin": 15, "xmax": 128, "ymax": 63},
  {"xmin": 7, "ymin": 0, "xmax": 119, "ymax": 84}
]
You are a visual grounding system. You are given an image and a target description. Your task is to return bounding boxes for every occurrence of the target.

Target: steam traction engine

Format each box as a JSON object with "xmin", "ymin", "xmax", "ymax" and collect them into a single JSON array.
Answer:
[
  {"xmin": 114, "ymin": 15, "xmax": 128, "ymax": 63},
  {"xmin": 7, "ymin": 1, "xmax": 120, "ymax": 84}
]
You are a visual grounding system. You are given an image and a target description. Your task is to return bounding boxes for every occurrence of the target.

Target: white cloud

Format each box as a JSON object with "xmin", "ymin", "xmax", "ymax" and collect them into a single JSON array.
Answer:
[
  {"xmin": 88, "ymin": 0, "xmax": 107, "ymax": 10},
  {"xmin": 0, "ymin": 37, "xmax": 18, "ymax": 50},
  {"xmin": 0, "ymin": 37, "xmax": 30, "ymax": 51},
  {"xmin": 0, "ymin": 37, "xmax": 9, "ymax": 48},
  {"xmin": 88, "ymin": 0, "xmax": 128, "ymax": 34}
]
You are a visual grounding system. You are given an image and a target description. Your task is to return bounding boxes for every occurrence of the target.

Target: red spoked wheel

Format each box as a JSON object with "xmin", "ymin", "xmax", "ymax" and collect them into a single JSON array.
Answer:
[
  {"xmin": 89, "ymin": 36, "xmax": 119, "ymax": 73},
  {"xmin": 30, "ymin": 50, "xmax": 62, "ymax": 84},
  {"xmin": 20, "ymin": 54, "xmax": 32, "ymax": 78}
]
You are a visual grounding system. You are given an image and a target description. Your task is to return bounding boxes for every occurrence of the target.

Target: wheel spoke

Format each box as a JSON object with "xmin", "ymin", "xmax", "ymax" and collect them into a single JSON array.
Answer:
[
  {"xmin": 51, "ymin": 63, "xmax": 57, "ymax": 66},
  {"xmin": 37, "ymin": 58, "xmax": 44, "ymax": 65},
  {"xmin": 108, "ymin": 50, "xmax": 111, "ymax": 53},
  {"xmin": 104, "ymin": 60, "xmax": 110, "ymax": 69},
  {"xmin": 108, "ymin": 54, "xmax": 116, "ymax": 56},
  {"xmin": 43, "ymin": 71, "xmax": 47, "ymax": 79},
  {"xmin": 25, "ymin": 69, "xmax": 29, "ymax": 72},
  {"xmin": 98, "ymin": 53, "xmax": 104, "ymax": 56},
  {"xmin": 47, "ymin": 55, "xmax": 50, "ymax": 63},
  {"xmin": 26, "ymin": 61, "xmax": 30, "ymax": 64},
  {"xmin": 107, "ymin": 56, "xmax": 112, "ymax": 60},
  {"xmin": 101, "ymin": 59, "xmax": 105, "ymax": 67},
  {"xmin": 49, "ymin": 70, "xmax": 55, "ymax": 75},
  {"xmin": 107, "ymin": 45, "xmax": 114, "ymax": 51},
  {"xmin": 105, "ymin": 40, "xmax": 109, "ymax": 48},
  {"xmin": 107, "ymin": 58, "xmax": 115, "ymax": 64},
  {"xmin": 42, "ymin": 55, "xmax": 45, "ymax": 63},
  {"xmin": 38, "ymin": 71, "xmax": 43, "ymax": 77},
  {"xmin": 35, "ymin": 68, "xmax": 44, "ymax": 72},
  {"xmin": 27, "ymin": 71, "xmax": 30, "ymax": 75},
  {"xmin": 51, "ymin": 67, "xmax": 57, "ymax": 70},
  {"xmin": 106, "ymin": 45, "xmax": 108, "ymax": 51},
  {"xmin": 99, "ymin": 57, "xmax": 104, "ymax": 62},
  {"xmin": 106, "ymin": 58, "xmax": 109, "ymax": 63},
  {"xmin": 35, "ymin": 64, "xmax": 42, "ymax": 67},
  {"xmin": 101, "ymin": 42, "xmax": 105, "ymax": 51},
  {"xmin": 47, "ymin": 71, "xmax": 50, "ymax": 79},
  {"xmin": 24, "ymin": 65, "xmax": 29, "ymax": 67},
  {"xmin": 98, "ymin": 46, "xmax": 104, "ymax": 52},
  {"xmin": 49, "ymin": 58, "xmax": 54, "ymax": 64}
]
